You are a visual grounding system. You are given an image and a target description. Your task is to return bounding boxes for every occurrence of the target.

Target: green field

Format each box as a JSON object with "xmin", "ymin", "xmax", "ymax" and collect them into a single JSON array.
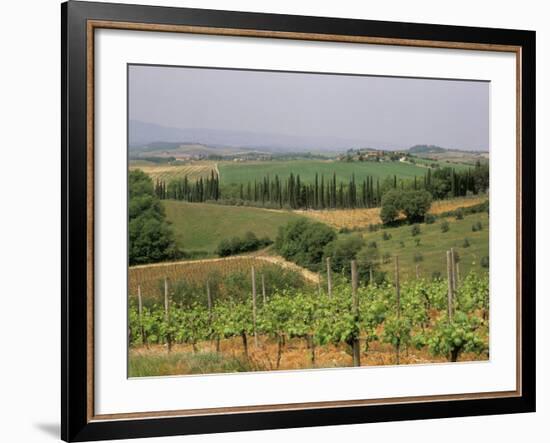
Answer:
[
  {"xmin": 219, "ymin": 159, "xmax": 431, "ymax": 186},
  {"xmin": 163, "ymin": 201, "xmax": 304, "ymax": 254},
  {"xmin": 409, "ymin": 157, "xmax": 473, "ymax": 170},
  {"xmin": 359, "ymin": 212, "xmax": 489, "ymax": 280}
]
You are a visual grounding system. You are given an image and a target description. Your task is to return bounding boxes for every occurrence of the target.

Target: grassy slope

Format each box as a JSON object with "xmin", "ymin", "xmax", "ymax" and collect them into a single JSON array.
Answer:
[
  {"xmin": 219, "ymin": 159, "xmax": 431, "ymax": 185},
  {"xmin": 163, "ymin": 201, "xmax": 304, "ymax": 254},
  {"xmin": 360, "ymin": 212, "xmax": 489, "ymax": 280}
]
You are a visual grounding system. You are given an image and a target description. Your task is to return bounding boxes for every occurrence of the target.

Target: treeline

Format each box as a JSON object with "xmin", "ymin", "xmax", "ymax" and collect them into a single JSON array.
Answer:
[
  {"xmin": 154, "ymin": 171, "xmax": 220, "ymax": 202},
  {"xmin": 427, "ymin": 162, "xmax": 489, "ymax": 200},
  {"xmin": 235, "ymin": 173, "xmax": 382, "ymax": 209},
  {"xmin": 129, "ymin": 170, "xmax": 180, "ymax": 265},
  {"xmin": 153, "ymin": 161, "xmax": 488, "ymax": 209},
  {"xmin": 216, "ymin": 232, "xmax": 273, "ymax": 257}
]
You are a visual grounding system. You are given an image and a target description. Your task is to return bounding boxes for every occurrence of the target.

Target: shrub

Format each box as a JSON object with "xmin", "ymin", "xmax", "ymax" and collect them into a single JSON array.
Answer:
[
  {"xmin": 382, "ymin": 252, "xmax": 392, "ymax": 264},
  {"xmin": 462, "ymin": 238, "xmax": 471, "ymax": 248},
  {"xmin": 481, "ymin": 256, "xmax": 489, "ymax": 268},
  {"xmin": 441, "ymin": 220, "xmax": 450, "ymax": 233},
  {"xmin": 368, "ymin": 224, "xmax": 380, "ymax": 232},
  {"xmin": 324, "ymin": 234, "xmax": 366, "ymax": 274},
  {"xmin": 432, "ymin": 271, "xmax": 442, "ymax": 280},
  {"xmin": 367, "ymin": 240, "xmax": 378, "ymax": 249},
  {"xmin": 472, "ymin": 221, "xmax": 483, "ymax": 232},
  {"xmin": 275, "ymin": 219, "xmax": 336, "ymax": 270},
  {"xmin": 415, "ymin": 238, "xmax": 421, "ymax": 247},
  {"xmin": 413, "ymin": 252, "xmax": 424, "ymax": 263},
  {"xmin": 400, "ymin": 190, "xmax": 433, "ymax": 223},
  {"xmin": 380, "ymin": 190, "xmax": 401, "ymax": 224},
  {"xmin": 399, "ymin": 241, "xmax": 405, "ymax": 248},
  {"xmin": 382, "ymin": 231, "xmax": 392, "ymax": 241},
  {"xmin": 452, "ymin": 249, "xmax": 461, "ymax": 263},
  {"xmin": 216, "ymin": 232, "xmax": 272, "ymax": 257},
  {"xmin": 380, "ymin": 189, "xmax": 433, "ymax": 225},
  {"xmin": 425, "ymin": 214, "xmax": 436, "ymax": 224},
  {"xmin": 455, "ymin": 209, "xmax": 464, "ymax": 220},
  {"xmin": 411, "ymin": 224, "xmax": 421, "ymax": 236},
  {"xmin": 324, "ymin": 234, "xmax": 365, "ymax": 273}
]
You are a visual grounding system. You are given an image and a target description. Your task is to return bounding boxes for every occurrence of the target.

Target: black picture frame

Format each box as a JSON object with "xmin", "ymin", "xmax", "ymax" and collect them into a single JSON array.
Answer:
[{"xmin": 62, "ymin": 1, "xmax": 536, "ymax": 441}]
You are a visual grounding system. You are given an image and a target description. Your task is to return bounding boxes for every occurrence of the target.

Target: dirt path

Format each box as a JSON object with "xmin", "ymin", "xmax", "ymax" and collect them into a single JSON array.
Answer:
[
  {"xmin": 130, "ymin": 253, "xmax": 320, "ymax": 284},
  {"xmin": 252, "ymin": 255, "xmax": 320, "ymax": 284}
]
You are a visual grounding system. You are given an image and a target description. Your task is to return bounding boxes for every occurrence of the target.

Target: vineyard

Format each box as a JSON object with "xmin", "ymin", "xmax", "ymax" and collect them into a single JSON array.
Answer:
[
  {"xmin": 129, "ymin": 256, "xmax": 310, "ymax": 304},
  {"xmin": 129, "ymin": 252, "xmax": 489, "ymax": 377}
]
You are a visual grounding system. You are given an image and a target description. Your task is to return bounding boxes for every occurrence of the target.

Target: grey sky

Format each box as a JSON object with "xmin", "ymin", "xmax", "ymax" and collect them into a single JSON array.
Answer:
[{"xmin": 129, "ymin": 64, "xmax": 489, "ymax": 151}]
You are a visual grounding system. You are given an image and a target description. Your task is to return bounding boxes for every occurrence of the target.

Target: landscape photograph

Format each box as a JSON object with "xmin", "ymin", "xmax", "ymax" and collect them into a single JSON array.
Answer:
[{"xmin": 127, "ymin": 65, "xmax": 490, "ymax": 377}]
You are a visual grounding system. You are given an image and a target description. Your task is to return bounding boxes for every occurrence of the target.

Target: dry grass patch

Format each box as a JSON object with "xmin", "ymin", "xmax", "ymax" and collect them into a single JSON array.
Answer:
[
  {"xmin": 296, "ymin": 196, "xmax": 487, "ymax": 230},
  {"xmin": 129, "ymin": 335, "xmax": 488, "ymax": 377}
]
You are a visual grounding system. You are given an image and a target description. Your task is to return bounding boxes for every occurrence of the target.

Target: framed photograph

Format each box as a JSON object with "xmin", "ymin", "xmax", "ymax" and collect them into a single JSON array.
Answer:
[{"xmin": 62, "ymin": 1, "xmax": 535, "ymax": 441}]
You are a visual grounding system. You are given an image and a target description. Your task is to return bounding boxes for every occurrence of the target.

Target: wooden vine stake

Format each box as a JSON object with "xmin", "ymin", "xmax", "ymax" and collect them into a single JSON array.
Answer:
[
  {"xmin": 395, "ymin": 257, "xmax": 401, "ymax": 317},
  {"xmin": 326, "ymin": 257, "xmax": 333, "ymax": 298},
  {"xmin": 206, "ymin": 279, "xmax": 217, "ymax": 351},
  {"xmin": 394, "ymin": 256, "xmax": 401, "ymax": 365},
  {"xmin": 450, "ymin": 247, "xmax": 457, "ymax": 294},
  {"xmin": 137, "ymin": 285, "xmax": 145, "ymax": 346},
  {"xmin": 446, "ymin": 251, "xmax": 454, "ymax": 322},
  {"xmin": 261, "ymin": 274, "xmax": 266, "ymax": 304},
  {"xmin": 251, "ymin": 266, "xmax": 258, "ymax": 348},
  {"xmin": 206, "ymin": 279, "xmax": 212, "ymax": 313},
  {"xmin": 351, "ymin": 260, "xmax": 361, "ymax": 367},
  {"xmin": 164, "ymin": 277, "xmax": 171, "ymax": 352},
  {"xmin": 416, "ymin": 264, "xmax": 420, "ymax": 279}
]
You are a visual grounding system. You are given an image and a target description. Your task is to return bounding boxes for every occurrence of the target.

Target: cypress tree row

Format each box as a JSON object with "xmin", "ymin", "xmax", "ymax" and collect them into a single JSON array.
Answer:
[
  {"xmin": 153, "ymin": 162, "xmax": 488, "ymax": 209},
  {"xmin": 155, "ymin": 172, "xmax": 220, "ymax": 202}
]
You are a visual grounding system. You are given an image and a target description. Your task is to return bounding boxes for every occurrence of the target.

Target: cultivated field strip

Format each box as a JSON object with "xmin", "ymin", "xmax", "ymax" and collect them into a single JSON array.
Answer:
[
  {"xmin": 129, "ymin": 162, "xmax": 218, "ymax": 182},
  {"xmin": 129, "ymin": 255, "xmax": 318, "ymax": 298}
]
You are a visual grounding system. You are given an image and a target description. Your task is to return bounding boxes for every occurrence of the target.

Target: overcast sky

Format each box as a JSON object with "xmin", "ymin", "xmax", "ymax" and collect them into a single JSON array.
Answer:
[{"xmin": 128, "ymin": 64, "xmax": 489, "ymax": 151}]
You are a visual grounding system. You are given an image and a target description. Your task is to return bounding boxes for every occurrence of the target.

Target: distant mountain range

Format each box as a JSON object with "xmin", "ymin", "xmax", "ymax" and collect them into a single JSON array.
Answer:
[
  {"xmin": 129, "ymin": 120, "xmax": 405, "ymax": 153},
  {"xmin": 129, "ymin": 120, "xmax": 488, "ymax": 154}
]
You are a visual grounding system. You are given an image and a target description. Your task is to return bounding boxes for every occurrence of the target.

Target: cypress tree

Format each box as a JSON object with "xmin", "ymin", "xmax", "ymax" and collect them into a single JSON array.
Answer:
[
  {"xmin": 296, "ymin": 174, "xmax": 302, "ymax": 208},
  {"xmin": 332, "ymin": 173, "xmax": 337, "ymax": 208},
  {"xmin": 451, "ymin": 169, "xmax": 456, "ymax": 197},
  {"xmin": 320, "ymin": 175, "xmax": 325, "ymax": 209},
  {"xmin": 314, "ymin": 173, "xmax": 319, "ymax": 209}
]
